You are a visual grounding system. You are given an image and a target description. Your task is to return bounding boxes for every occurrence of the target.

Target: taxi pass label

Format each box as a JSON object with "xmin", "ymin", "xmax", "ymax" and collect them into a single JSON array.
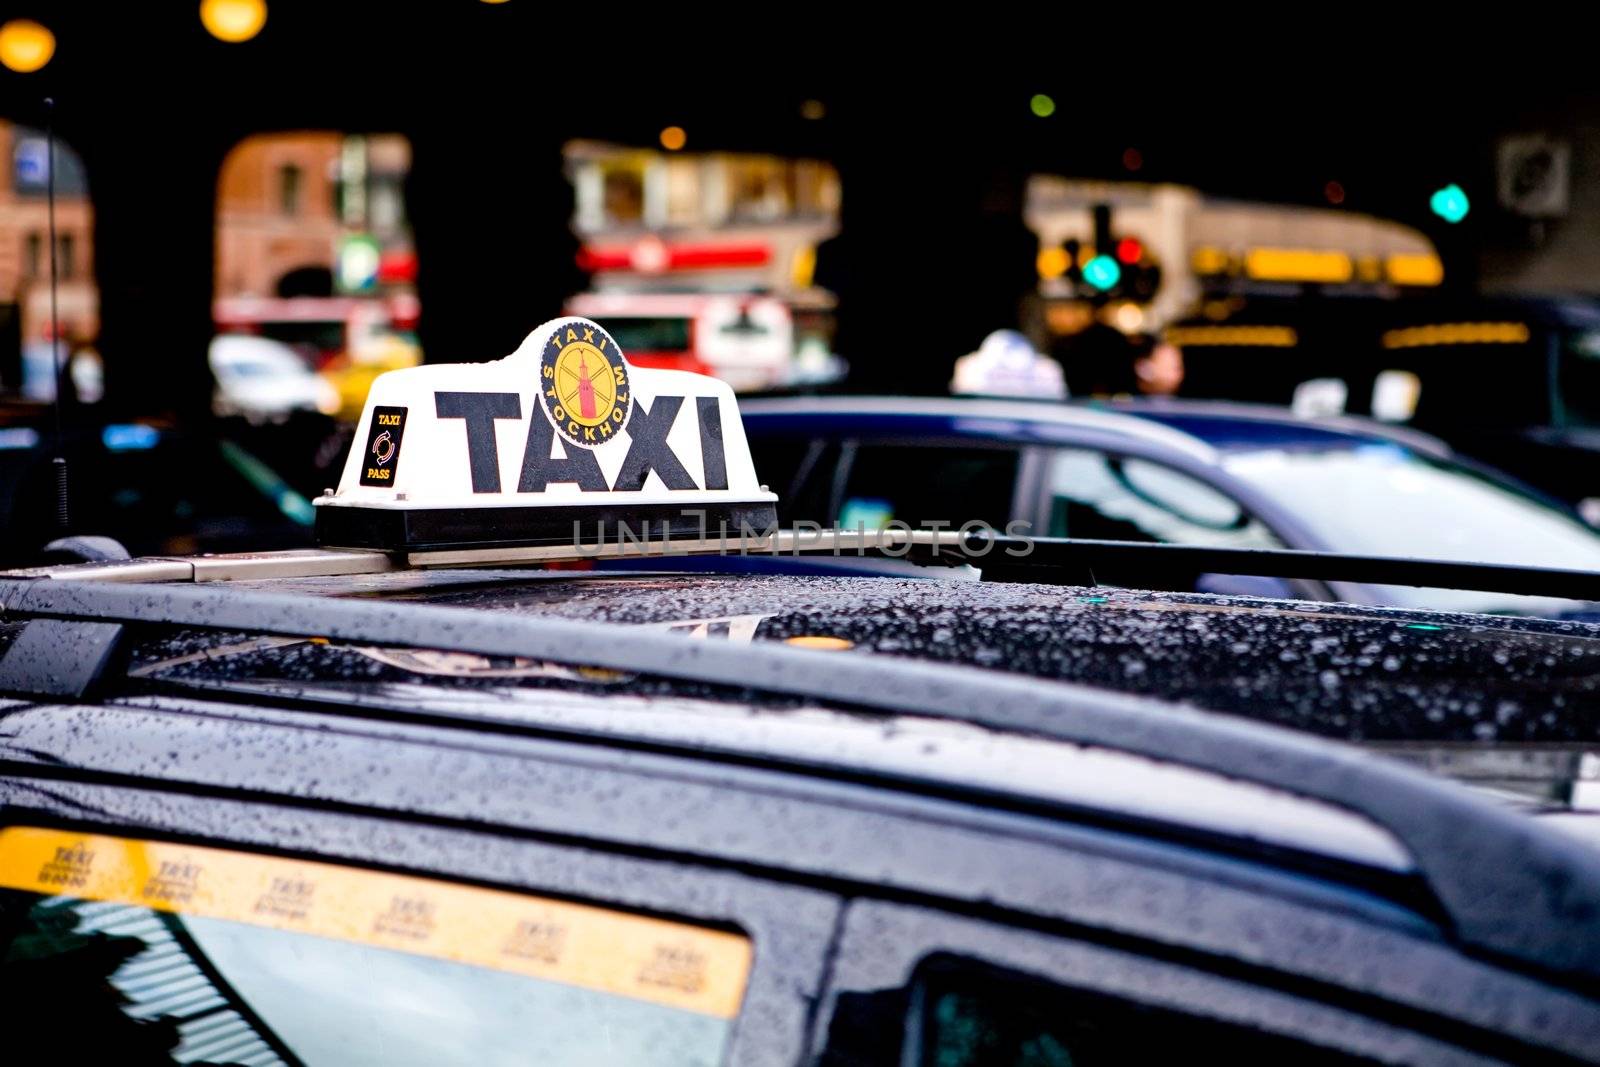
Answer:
[
  {"xmin": 541, "ymin": 323, "xmax": 631, "ymax": 448},
  {"xmin": 0, "ymin": 826, "xmax": 751, "ymax": 1019},
  {"xmin": 359, "ymin": 405, "xmax": 408, "ymax": 487}
]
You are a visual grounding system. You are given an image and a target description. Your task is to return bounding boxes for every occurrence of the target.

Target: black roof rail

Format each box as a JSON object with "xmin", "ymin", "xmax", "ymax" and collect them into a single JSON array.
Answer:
[
  {"xmin": 3, "ymin": 575, "xmax": 1599, "ymax": 987},
  {"xmin": 924, "ymin": 534, "xmax": 1600, "ymax": 601}
]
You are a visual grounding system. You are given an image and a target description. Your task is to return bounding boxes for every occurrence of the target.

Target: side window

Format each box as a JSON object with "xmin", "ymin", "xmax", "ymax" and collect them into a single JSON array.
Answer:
[
  {"xmin": 839, "ymin": 443, "xmax": 1021, "ymax": 531},
  {"xmin": 1046, "ymin": 448, "xmax": 1280, "ymax": 549},
  {"xmin": 748, "ymin": 435, "xmax": 830, "ymax": 525},
  {"xmin": 819, "ymin": 903, "xmax": 1493, "ymax": 1066},
  {"xmin": 902, "ymin": 957, "xmax": 1361, "ymax": 1065},
  {"xmin": 1557, "ymin": 328, "xmax": 1600, "ymax": 430}
]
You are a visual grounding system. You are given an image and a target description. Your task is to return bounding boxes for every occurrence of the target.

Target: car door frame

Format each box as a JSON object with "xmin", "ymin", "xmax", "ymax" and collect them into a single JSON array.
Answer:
[
  {"xmin": 0, "ymin": 712, "xmax": 844, "ymax": 1066},
  {"xmin": 3, "ymin": 690, "xmax": 1600, "ymax": 1063}
]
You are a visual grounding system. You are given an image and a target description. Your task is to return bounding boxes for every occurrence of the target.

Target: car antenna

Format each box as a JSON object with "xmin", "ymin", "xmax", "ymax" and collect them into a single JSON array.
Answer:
[{"xmin": 44, "ymin": 96, "xmax": 69, "ymax": 532}]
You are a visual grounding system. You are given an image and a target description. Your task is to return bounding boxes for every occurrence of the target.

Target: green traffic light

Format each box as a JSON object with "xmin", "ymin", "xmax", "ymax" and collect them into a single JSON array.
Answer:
[
  {"xmin": 1083, "ymin": 254, "xmax": 1121, "ymax": 291},
  {"xmin": 1430, "ymin": 183, "xmax": 1470, "ymax": 224}
]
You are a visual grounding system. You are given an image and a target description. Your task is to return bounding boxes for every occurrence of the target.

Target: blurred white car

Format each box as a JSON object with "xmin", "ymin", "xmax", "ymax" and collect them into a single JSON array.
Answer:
[{"xmin": 209, "ymin": 334, "xmax": 340, "ymax": 423}]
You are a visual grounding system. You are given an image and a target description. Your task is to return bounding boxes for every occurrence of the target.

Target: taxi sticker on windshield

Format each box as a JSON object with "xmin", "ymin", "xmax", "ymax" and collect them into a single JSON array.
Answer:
[
  {"xmin": 359, "ymin": 405, "xmax": 408, "ymax": 487},
  {"xmin": 0, "ymin": 826, "xmax": 751, "ymax": 1019}
]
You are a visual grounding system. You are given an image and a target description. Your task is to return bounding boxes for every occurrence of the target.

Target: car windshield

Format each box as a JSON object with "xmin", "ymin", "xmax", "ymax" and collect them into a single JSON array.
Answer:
[
  {"xmin": 591, "ymin": 316, "xmax": 693, "ymax": 352},
  {"xmin": 0, "ymin": 827, "xmax": 749, "ymax": 1067},
  {"xmin": 1223, "ymin": 442, "xmax": 1600, "ymax": 612}
]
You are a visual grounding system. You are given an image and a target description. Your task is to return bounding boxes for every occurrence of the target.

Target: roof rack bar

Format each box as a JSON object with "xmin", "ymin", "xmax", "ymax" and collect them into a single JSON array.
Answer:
[
  {"xmin": 3, "ymin": 576, "xmax": 1598, "ymax": 984},
  {"xmin": 9, "ymin": 533, "xmax": 1599, "ymax": 601},
  {"xmin": 959, "ymin": 535, "xmax": 1600, "ymax": 600}
]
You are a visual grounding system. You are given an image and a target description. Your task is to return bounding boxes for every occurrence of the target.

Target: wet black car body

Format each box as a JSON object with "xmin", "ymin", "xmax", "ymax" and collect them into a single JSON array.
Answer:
[{"xmin": 2, "ymin": 563, "xmax": 1600, "ymax": 1064}]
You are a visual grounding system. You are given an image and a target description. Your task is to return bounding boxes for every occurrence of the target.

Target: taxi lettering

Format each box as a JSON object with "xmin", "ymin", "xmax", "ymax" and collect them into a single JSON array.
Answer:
[
  {"xmin": 316, "ymin": 315, "xmax": 777, "ymax": 551},
  {"xmin": 436, "ymin": 390, "xmax": 726, "ymax": 494}
]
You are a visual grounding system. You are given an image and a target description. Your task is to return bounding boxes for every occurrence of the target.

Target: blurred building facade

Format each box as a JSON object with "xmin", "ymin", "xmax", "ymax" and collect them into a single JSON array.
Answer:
[
  {"xmin": 216, "ymin": 132, "xmax": 413, "ymax": 302},
  {"xmin": 1025, "ymin": 176, "xmax": 1444, "ymax": 338},
  {"xmin": 0, "ymin": 118, "xmax": 96, "ymax": 349},
  {"xmin": 564, "ymin": 141, "xmax": 839, "ymax": 296}
]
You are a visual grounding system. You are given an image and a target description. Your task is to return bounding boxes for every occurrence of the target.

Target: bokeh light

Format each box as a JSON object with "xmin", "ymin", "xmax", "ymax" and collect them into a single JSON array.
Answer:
[
  {"xmin": 1036, "ymin": 246, "xmax": 1069, "ymax": 279},
  {"xmin": 1082, "ymin": 254, "xmax": 1121, "ymax": 291},
  {"xmin": 1122, "ymin": 147, "xmax": 1143, "ymax": 172},
  {"xmin": 659, "ymin": 126, "xmax": 686, "ymax": 151},
  {"xmin": 1430, "ymin": 183, "xmax": 1470, "ymax": 224},
  {"xmin": 200, "ymin": 0, "xmax": 268, "ymax": 44},
  {"xmin": 0, "ymin": 19, "xmax": 56, "ymax": 74},
  {"xmin": 800, "ymin": 99, "xmax": 826, "ymax": 120},
  {"xmin": 1030, "ymin": 94, "xmax": 1055, "ymax": 118}
]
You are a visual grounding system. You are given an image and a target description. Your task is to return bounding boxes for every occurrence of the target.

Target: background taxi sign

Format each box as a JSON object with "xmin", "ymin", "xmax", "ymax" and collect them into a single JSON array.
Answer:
[{"xmin": 314, "ymin": 316, "xmax": 778, "ymax": 551}]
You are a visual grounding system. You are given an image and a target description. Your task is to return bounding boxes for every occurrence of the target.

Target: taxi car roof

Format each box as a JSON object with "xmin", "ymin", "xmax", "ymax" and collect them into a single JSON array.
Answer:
[
  {"xmin": 5, "ymin": 568, "xmax": 1600, "ymax": 988},
  {"xmin": 128, "ymin": 570, "xmax": 1600, "ymax": 747}
]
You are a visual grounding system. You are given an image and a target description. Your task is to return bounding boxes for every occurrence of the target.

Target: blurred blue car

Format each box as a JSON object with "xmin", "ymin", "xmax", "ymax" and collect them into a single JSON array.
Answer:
[{"xmin": 738, "ymin": 396, "xmax": 1600, "ymax": 617}]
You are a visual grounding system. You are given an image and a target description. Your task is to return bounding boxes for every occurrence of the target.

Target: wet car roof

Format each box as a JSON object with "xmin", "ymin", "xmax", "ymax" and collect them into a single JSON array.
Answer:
[{"xmin": 129, "ymin": 571, "xmax": 1600, "ymax": 747}]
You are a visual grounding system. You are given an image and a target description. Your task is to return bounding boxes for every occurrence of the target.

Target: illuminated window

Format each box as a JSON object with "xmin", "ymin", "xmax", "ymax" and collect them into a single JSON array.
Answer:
[
  {"xmin": 278, "ymin": 163, "xmax": 302, "ymax": 215},
  {"xmin": 601, "ymin": 160, "xmax": 646, "ymax": 226}
]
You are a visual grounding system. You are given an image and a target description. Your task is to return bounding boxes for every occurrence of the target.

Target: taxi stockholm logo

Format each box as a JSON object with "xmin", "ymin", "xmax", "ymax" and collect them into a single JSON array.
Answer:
[{"xmin": 541, "ymin": 325, "xmax": 630, "ymax": 447}]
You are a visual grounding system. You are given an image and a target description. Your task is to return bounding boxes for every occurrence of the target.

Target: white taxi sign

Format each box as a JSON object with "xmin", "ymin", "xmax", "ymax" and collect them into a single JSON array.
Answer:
[{"xmin": 314, "ymin": 317, "xmax": 778, "ymax": 551}]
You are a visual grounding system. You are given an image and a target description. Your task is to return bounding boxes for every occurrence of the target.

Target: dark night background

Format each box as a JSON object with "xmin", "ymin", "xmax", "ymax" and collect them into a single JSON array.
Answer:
[{"xmin": 3, "ymin": 5, "xmax": 1594, "ymax": 412}]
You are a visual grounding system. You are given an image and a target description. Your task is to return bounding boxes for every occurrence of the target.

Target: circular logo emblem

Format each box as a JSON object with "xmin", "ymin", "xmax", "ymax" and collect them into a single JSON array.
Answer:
[
  {"xmin": 371, "ymin": 430, "xmax": 396, "ymax": 465},
  {"xmin": 540, "ymin": 324, "xmax": 631, "ymax": 448}
]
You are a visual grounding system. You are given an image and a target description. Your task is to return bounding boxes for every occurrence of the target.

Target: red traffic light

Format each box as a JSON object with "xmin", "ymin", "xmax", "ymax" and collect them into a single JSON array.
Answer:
[{"xmin": 1115, "ymin": 237, "xmax": 1143, "ymax": 265}]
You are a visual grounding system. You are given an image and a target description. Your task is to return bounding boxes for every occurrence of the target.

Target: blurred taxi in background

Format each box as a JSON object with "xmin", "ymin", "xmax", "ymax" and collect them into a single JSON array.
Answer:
[{"xmin": 742, "ymin": 395, "xmax": 1600, "ymax": 617}]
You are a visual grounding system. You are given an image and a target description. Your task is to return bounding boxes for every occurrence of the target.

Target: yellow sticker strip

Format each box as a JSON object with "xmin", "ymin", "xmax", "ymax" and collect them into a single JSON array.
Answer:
[{"xmin": 0, "ymin": 826, "xmax": 751, "ymax": 1020}]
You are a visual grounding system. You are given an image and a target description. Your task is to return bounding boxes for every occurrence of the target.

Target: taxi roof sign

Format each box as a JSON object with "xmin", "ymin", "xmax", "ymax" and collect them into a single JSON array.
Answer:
[{"xmin": 314, "ymin": 316, "xmax": 778, "ymax": 551}]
